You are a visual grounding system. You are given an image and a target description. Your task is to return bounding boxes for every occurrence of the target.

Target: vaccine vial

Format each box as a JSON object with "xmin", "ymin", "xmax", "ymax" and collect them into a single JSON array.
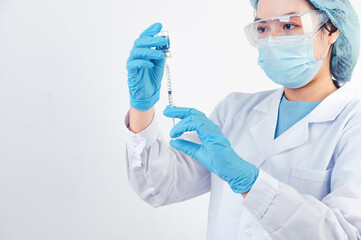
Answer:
[{"xmin": 155, "ymin": 30, "xmax": 171, "ymax": 58}]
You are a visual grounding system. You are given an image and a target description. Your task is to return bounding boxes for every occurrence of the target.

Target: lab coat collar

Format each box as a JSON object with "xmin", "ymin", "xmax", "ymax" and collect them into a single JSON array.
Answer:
[
  {"xmin": 307, "ymin": 82, "xmax": 355, "ymax": 122},
  {"xmin": 250, "ymin": 81, "xmax": 355, "ymax": 167},
  {"xmin": 253, "ymin": 81, "xmax": 355, "ymax": 123}
]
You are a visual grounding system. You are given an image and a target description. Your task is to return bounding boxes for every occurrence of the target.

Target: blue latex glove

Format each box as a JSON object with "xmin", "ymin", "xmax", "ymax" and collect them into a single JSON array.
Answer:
[
  {"xmin": 126, "ymin": 23, "xmax": 168, "ymax": 111},
  {"xmin": 163, "ymin": 106, "xmax": 259, "ymax": 194}
]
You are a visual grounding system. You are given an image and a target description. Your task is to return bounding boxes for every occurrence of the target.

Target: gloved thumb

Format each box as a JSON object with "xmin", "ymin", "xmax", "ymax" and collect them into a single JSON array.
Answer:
[
  {"xmin": 170, "ymin": 139, "xmax": 201, "ymax": 159},
  {"xmin": 140, "ymin": 22, "xmax": 163, "ymax": 37}
]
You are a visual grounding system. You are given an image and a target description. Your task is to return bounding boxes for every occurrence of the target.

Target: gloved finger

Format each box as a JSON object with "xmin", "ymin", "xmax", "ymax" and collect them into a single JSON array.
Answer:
[
  {"xmin": 163, "ymin": 106, "xmax": 205, "ymax": 119},
  {"xmin": 169, "ymin": 116, "xmax": 203, "ymax": 138},
  {"xmin": 134, "ymin": 36, "xmax": 168, "ymax": 48},
  {"xmin": 152, "ymin": 58, "xmax": 166, "ymax": 68},
  {"xmin": 129, "ymin": 48, "xmax": 165, "ymax": 61},
  {"xmin": 140, "ymin": 22, "xmax": 163, "ymax": 37},
  {"xmin": 170, "ymin": 139, "xmax": 201, "ymax": 160},
  {"xmin": 126, "ymin": 59, "xmax": 154, "ymax": 73}
]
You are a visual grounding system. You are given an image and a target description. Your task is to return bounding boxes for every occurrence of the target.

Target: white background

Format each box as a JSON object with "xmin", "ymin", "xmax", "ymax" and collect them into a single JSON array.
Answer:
[{"xmin": 0, "ymin": 0, "xmax": 360, "ymax": 239}]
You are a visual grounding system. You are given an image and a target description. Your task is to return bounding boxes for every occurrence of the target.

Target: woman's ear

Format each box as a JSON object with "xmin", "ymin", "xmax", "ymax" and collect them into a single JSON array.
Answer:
[{"xmin": 328, "ymin": 29, "xmax": 340, "ymax": 45}]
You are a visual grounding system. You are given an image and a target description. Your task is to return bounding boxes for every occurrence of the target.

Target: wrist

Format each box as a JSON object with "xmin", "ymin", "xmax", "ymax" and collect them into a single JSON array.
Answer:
[
  {"xmin": 241, "ymin": 191, "xmax": 250, "ymax": 198},
  {"xmin": 129, "ymin": 106, "xmax": 155, "ymax": 134}
]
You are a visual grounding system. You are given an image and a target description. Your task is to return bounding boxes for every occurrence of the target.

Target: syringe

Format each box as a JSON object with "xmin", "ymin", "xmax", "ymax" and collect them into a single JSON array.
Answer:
[
  {"xmin": 155, "ymin": 30, "xmax": 175, "ymax": 126},
  {"xmin": 165, "ymin": 64, "xmax": 175, "ymax": 126}
]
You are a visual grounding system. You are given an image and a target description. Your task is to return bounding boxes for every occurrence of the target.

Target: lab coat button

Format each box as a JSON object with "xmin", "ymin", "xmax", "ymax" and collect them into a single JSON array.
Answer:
[
  {"xmin": 135, "ymin": 160, "xmax": 143, "ymax": 167},
  {"xmin": 245, "ymin": 230, "xmax": 251, "ymax": 237}
]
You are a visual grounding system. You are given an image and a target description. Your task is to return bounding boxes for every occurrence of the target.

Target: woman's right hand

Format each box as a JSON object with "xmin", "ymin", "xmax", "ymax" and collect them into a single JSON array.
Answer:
[{"xmin": 126, "ymin": 23, "xmax": 168, "ymax": 111}]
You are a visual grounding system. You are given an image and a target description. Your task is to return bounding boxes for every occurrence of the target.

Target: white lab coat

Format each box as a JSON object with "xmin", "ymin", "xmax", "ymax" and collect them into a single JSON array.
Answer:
[{"xmin": 124, "ymin": 81, "xmax": 361, "ymax": 240}]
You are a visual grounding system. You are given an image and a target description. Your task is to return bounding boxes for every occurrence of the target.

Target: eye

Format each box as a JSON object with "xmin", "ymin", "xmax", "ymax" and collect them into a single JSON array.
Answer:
[
  {"xmin": 283, "ymin": 24, "xmax": 296, "ymax": 30},
  {"xmin": 257, "ymin": 27, "xmax": 267, "ymax": 33}
]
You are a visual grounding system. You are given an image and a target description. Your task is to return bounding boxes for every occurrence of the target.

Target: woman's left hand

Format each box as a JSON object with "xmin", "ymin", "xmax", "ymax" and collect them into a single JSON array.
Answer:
[{"xmin": 163, "ymin": 106, "xmax": 259, "ymax": 194}]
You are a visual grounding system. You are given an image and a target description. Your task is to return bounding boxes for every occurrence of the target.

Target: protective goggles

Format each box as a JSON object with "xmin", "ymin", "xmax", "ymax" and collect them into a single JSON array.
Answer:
[{"xmin": 244, "ymin": 10, "xmax": 329, "ymax": 49}]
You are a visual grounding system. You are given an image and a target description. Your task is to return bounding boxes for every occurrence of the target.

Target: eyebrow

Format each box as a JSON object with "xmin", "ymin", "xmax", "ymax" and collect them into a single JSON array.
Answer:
[{"xmin": 254, "ymin": 11, "xmax": 297, "ymax": 21}]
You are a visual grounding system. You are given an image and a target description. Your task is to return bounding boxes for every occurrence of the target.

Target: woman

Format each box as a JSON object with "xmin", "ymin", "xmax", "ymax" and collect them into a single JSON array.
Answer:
[{"xmin": 124, "ymin": 0, "xmax": 361, "ymax": 239}]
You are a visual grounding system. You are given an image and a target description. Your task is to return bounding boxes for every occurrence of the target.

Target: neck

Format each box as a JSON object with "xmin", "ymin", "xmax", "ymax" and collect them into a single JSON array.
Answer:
[{"xmin": 284, "ymin": 73, "xmax": 338, "ymax": 102}]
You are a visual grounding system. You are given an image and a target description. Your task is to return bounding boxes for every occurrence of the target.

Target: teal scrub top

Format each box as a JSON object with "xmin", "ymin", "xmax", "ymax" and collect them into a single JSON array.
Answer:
[{"xmin": 274, "ymin": 94, "xmax": 322, "ymax": 139}]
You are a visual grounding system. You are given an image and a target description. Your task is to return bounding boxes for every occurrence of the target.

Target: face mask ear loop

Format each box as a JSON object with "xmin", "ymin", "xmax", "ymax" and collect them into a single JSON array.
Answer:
[
  {"xmin": 312, "ymin": 27, "xmax": 331, "ymax": 62},
  {"xmin": 321, "ymin": 44, "xmax": 331, "ymax": 61},
  {"xmin": 312, "ymin": 27, "xmax": 323, "ymax": 38}
]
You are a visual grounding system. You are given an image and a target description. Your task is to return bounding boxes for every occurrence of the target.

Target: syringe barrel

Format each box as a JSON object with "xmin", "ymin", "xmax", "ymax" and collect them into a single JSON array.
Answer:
[{"xmin": 166, "ymin": 64, "xmax": 174, "ymax": 107}]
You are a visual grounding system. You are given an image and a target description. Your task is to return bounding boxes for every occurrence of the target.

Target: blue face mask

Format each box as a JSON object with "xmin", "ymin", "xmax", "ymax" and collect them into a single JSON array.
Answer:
[{"xmin": 257, "ymin": 31, "xmax": 330, "ymax": 89}]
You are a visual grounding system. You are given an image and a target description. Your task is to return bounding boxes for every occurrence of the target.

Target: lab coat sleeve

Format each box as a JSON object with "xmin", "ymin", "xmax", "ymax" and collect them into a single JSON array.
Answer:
[
  {"xmin": 242, "ymin": 114, "xmax": 361, "ymax": 239},
  {"xmin": 124, "ymin": 95, "xmax": 229, "ymax": 208}
]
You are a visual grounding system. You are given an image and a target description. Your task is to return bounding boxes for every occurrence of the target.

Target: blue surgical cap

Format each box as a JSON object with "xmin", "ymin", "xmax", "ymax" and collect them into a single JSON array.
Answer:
[{"xmin": 249, "ymin": 0, "xmax": 360, "ymax": 84}]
